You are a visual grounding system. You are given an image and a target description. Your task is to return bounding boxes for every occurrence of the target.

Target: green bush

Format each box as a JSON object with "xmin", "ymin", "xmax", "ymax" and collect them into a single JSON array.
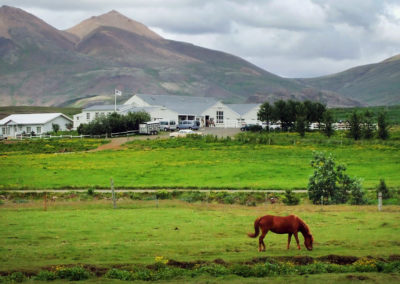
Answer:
[
  {"xmin": 196, "ymin": 264, "xmax": 229, "ymax": 277},
  {"xmin": 377, "ymin": 179, "xmax": 391, "ymax": 199},
  {"xmin": 6, "ymin": 272, "xmax": 25, "ymax": 283},
  {"xmin": 105, "ymin": 269, "xmax": 132, "ymax": 281},
  {"xmin": 35, "ymin": 270, "xmax": 58, "ymax": 281},
  {"xmin": 56, "ymin": 266, "xmax": 91, "ymax": 281},
  {"xmin": 282, "ymin": 189, "xmax": 300, "ymax": 205},
  {"xmin": 230, "ymin": 264, "xmax": 253, "ymax": 277}
]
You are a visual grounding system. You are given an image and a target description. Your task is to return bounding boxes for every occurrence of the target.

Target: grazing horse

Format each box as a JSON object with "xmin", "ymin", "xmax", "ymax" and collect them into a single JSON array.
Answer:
[{"xmin": 248, "ymin": 215, "xmax": 314, "ymax": 252}]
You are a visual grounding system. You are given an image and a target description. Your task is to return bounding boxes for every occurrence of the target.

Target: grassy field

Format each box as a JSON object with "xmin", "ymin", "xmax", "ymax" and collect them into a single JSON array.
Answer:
[
  {"xmin": 1, "ymin": 200, "xmax": 399, "ymax": 281},
  {"xmin": 0, "ymin": 132, "xmax": 399, "ymax": 190}
]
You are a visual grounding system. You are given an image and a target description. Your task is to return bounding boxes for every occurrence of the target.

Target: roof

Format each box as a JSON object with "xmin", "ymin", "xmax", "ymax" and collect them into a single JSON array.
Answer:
[
  {"xmin": 134, "ymin": 94, "xmax": 218, "ymax": 115},
  {"xmin": 119, "ymin": 106, "xmax": 173, "ymax": 114},
  {"xmin": 227, "ymin": 104, "xmax": 260, "ymax": 116},
  {"xmin": 83, "ymin": 105, "xmax": 125, "ymax": 111},
  {"xmin": 0, "ymin": 113, "xmax": 72, "ymax": 126}
]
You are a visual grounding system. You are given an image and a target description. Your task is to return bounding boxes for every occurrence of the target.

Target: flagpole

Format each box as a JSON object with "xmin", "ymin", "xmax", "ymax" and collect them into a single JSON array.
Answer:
[{"xmin": 114, "ymin": 89, "xmax": 117, "ymax": 112}]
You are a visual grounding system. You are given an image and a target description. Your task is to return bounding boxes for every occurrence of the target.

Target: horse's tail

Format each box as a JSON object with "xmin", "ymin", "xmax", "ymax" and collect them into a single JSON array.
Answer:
[{"xmin": 247, "ymin": 217, "xmax": 261, "ymax": 238}]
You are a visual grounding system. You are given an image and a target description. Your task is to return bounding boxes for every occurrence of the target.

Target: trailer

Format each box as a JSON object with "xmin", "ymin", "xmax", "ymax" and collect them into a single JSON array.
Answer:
[{"xmin": 139, "ymin": 121, "xmax": 160, "ymax": 135}]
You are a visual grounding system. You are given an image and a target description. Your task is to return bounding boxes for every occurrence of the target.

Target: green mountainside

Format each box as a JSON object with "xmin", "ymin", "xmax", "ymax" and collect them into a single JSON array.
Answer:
[
  {"xmin": 300, "ymin": 55, "xmax": 400, "ymax": 106},
  {"xmin": 0, "ymin": 6, "xmax": 361, "ymax": 108}
]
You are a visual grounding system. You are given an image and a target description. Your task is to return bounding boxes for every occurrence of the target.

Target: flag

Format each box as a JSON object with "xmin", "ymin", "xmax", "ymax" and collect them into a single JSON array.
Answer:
[{"xmin": 115, "ymin": 89, "xmax": 122, "ymax": 96}]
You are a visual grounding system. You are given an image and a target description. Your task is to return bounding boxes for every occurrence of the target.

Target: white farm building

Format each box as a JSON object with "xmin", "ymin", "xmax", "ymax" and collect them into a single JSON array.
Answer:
[
  {"xmin": 73, "ymin": 94, "xmax": 262, "ymax": 129},
  {"xmin": 0, "ymin": 113, "xmax": 73, "ymax": 138}
]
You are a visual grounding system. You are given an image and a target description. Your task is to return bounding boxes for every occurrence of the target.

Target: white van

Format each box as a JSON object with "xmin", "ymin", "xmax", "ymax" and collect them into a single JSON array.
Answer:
[{"xmin": 159, "ymin": 120, "xmax": 177, "ymax": 131}]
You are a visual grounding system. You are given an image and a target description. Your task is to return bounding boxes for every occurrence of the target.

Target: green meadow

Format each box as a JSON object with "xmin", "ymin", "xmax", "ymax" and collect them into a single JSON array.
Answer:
[
  {"xmin": 0, "ymin": 131, "xmax": 399, "ymax": 190},
  {"xmin": 1, "ymin": 200, "xmax": 399, "ymax": 282}
]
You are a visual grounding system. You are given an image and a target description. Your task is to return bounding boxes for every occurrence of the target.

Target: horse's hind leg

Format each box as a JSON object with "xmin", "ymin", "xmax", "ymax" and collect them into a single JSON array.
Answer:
[
  {"xmin": 259, "ymin": 230, "xmax": 268, "ymax": 252},
  {"xmin": 287, "ymin": 233, "xmax": 292, "ymax": 249},
  {"xmin": 294, "ymin": 232, "xmax": 301, "ymax": 250}
]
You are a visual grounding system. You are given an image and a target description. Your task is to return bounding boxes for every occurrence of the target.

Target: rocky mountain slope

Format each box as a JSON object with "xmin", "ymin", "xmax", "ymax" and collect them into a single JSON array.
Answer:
[
  {"xmin": 0, "ymin": 6, "xmax": 362, "ymax": 107},
  {"xmin": 299, "ymin": 55, "xmax": 400, "ymax": 106}
]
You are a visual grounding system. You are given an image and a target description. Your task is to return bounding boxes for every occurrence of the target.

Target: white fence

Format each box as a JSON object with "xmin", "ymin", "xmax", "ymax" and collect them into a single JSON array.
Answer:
[{"xmin": 15, "ymin": 130, "xmax": 138, "ymax": 140}]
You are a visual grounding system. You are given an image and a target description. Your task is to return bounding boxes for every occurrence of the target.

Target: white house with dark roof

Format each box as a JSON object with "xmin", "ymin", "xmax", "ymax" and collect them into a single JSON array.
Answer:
[{"xmin": 0, "ymin": 113, "xmax": 73, "ymax": 138}]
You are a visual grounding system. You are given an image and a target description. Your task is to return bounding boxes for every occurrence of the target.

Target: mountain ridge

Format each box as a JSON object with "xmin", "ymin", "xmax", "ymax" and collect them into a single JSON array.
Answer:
[{"xmin": 0, "ymin": 6, "xmax": 366, "ymax": 107}]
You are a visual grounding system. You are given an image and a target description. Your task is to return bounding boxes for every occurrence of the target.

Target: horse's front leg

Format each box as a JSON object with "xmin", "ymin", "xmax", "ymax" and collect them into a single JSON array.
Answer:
[
  {"xmin": 287, "ymin": 233, "xmax": 292, "ymax": 249},
  {"xmin": 259, "ymin": 230, "xmax": 268, "ymax": 252},
  {"xmin": 294, "ymin": 232, "xmax": 301, "ymax": 250}
]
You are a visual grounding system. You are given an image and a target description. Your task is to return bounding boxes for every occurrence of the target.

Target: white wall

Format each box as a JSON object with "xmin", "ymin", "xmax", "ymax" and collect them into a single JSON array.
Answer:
[
  {"xmin": 73, "ymin": 110, "xmax": 114, "ymax": 129},
  {"xmin": 242, "ymin": 105, "xmax": 261, "ymax": 125},
  {"xmin": 202, "ymin": 102, "xmax": 241, "ymax": 128}
]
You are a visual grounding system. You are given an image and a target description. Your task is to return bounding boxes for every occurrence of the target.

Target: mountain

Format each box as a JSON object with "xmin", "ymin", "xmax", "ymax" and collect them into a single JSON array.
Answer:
[
  {"xmin": 299, "ymin": 56, "xmax": 400, "ymax": 106},
  {"xmin": 0, "ymin": 6, "xmax": 362, "ymax": 107}
]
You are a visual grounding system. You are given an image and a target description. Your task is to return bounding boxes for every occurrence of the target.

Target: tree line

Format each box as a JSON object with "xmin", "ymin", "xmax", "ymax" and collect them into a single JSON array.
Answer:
[
  {"xmin": 77, "ymin": 111, "xmax": 150, "ymax": 135},
  {"xmin": 258, "ymin": 100, "xmax": 390, "ymax": 139}
]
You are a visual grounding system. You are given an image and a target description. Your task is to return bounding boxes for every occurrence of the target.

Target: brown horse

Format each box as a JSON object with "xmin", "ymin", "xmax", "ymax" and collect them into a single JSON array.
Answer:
[{"xmin": 248, "ymin": 215, "xmax": 314, "ymax": 252}]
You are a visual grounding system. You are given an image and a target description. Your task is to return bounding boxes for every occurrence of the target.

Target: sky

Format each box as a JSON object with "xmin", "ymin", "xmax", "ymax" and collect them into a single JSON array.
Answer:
[{"xmin": 2, "ymin": 0, "xmax": 400, "ymax": 78}]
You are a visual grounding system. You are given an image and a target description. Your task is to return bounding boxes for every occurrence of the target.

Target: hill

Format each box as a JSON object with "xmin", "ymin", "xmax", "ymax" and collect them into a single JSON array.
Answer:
[
  {"xmin": 0, "ymin": 6, "xmax": 361, "ymax": 107},
  {"xmin": 299, "ymin": 55, "xmax": 400, "ymax": 106}
]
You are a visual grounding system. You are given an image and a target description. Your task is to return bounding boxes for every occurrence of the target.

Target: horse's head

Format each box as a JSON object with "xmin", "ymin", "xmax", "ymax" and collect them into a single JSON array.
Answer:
[{"xmin": 304, "ymin": 234, "xmax": 314, "ymax": 251}]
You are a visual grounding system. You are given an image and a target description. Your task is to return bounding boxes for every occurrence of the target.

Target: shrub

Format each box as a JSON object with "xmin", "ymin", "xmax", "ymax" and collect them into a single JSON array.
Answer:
[
  {"xmin": 87, "ymin": 188, "xmax": 94, "ymax": 196},
  {"xmin": 35, "ymin": 270, "xmax": 58, "ymax": 281},
  {"xmin": 282, "ymin": 189, "xmax": 300, "ymax": 205},
  {"xmin": 377, "ymin": 179, "xmax": 391, "ymax": 199},
  {"xmin": 105, "ymin": 269, "xmax": 132, "ymax": 281},
  {"xmin": 56, "ymin": 266, "xmax": 91, "ymax": 281},
  {"xmin": 156, "ymin": 190, "xmax": 171, "ymax": 200},
  {"xmin": 230, "ymin": 264, "xmax": 253, "ymax": 277},
  {"xmin": 196, "ymin": 264, "xmax": 229, "ymax": 277},
  {"xmin": 7, "ymin": 272, "xmax": 25, "ymax": 283}
]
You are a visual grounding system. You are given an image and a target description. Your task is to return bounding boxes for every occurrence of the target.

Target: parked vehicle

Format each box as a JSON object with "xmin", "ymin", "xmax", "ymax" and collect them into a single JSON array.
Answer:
[
  {"xmin": 159, "ymin": 120, "xmax": 177, "ymax": 131},
  {"xmin": 240, "ymin": 124, "xmax": 262, "ymax": 132},
  {"xmin": 139, "ymin": 121, "xmax": 160, "ymax": 135},
  {"xmin": 170, "ymin": 129, "xmax": 202, "ymax": 138},
  {"xmin": 177, "ymin": 120, "xmax": 200, "ymax": 130}
]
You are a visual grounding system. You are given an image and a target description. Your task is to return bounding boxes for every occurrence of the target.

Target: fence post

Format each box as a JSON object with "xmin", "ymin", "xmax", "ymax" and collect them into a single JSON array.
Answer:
[
  {"xmin": 111, "ymin": 178, "xmax": 116, "ymax": 209},
  {"xmin": 321, "ymin": 195, "xmax": 323, "ymax": 205},
  {"xmin": 44, "ymin": 192, "xmax": 47, "ymax": 211},
  {"xmin": 265, "ymin": 193, "xmax": 268, "ymax": 207},
  {"xmin": 378, "ymin": 192, "xmax": 382, "ymax": 211}
]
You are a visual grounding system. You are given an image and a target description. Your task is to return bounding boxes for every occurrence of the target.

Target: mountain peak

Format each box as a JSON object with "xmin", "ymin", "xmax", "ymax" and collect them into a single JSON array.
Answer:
[{"xmin": 66, "ymin": 10, "xmax": 162, "ymax": 41}]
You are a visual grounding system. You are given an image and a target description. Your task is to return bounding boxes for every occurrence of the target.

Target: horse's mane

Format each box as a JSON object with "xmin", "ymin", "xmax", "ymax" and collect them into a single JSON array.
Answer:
[{"xmin": 297, "ymin": 217, "xmax": 313, "ymax": 239}]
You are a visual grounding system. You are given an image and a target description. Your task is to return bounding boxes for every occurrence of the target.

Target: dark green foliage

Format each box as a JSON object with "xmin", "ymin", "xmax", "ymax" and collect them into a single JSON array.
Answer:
[
  {"xmin": 257, "ymin": 102, "xmax": 273, "ymax": 130},
  {"xmin": 56, "ymin": 266, "xmax": 91, "ymax": 281},
  {"xmin": 377, "ymin": 111, "xmax": 390, "ymax": 139},
  {"xmin": 308, "ymin": 152, "xmax": 365, "ymax": 204},
  {"xmin": 362, "ymin": 110, "xmax": 375, "ymax": 139},
  {"xmin": 35, "ymin": 270, "xmax": 57, "ymax": 281},
  {"xmin": 377, "ymin": 179, "xmax": 391, "ymax": 199},
  {"xmin": 66, "ymin": 122, "xmax": 73, "ymax": 131},
  {"xmin": 77, "ymin": 111, "xmax": 150, "ymax": 135},
  {"xmin": 248, "ymin": 124, "xmax": 263, "ymax": 132},
  {"xmin": 6, "ymin": 272, "xmax": 25, "ymax": 283},
  {"xmin": 322, "ymin": 110, "xmax": 334, "ymax": 137},
  {"xmin": 52, "ymin": 123, "xmax": 60, "ymax": 134},
  {"xmin": 87, "ymin": 188, "xmax": 94, "ymax": 195},
  {"xmin": 348, "ymin": 111, "xmax": 362, "ymax": 140},
  {"xmin": 282, "ymin": 189, "xmax": 300, "ymax": 205},
  {"xmin": 105, "ymin": 269, "xmax": 132, "ymax": 281}
]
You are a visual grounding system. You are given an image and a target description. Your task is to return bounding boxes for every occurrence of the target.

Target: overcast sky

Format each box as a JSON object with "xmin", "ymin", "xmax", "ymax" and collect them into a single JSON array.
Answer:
[{"xmin": 2, "ymin": 0, "xmax": 400, "ymax": 78}]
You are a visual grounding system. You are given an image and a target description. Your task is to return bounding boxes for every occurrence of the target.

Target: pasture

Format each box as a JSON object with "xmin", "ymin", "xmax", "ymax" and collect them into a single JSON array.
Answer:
[
  {"xmin": 1, "ymin": 200, "xmax": 400, "ymax": 282},
  {"xmin": 0, "ymin": 131, "xmax": 400, "ymax": 190}
]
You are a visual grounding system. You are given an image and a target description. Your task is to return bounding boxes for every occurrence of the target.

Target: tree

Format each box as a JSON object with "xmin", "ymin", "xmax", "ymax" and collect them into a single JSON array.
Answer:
[
  {"xmin": 282, "ymin": 189, "xmax": 300, "ymax": 205},
  {"xmin": 295, "ymin": 102, "xmax": 307, "ymax": 137},
  {"xmin": 362, "ymin": 110, "xmax": 374, "ymax": 139},
  {"xmin": 66, "ymin": 122, "xmax": 73, "ymax": 131},
  {"xmin": 314, "ymin": 102, "xmax": 326, "ymax": 129},
  {"xmin": 322, "ymin": 110, "xmax": 334, "ymax": 137},
  {"xmin": 308, "ymin": 152, "xmax": 365, "ymax": 204},
  {"xmin": 257, "ymin": 102, "xmax": 274, "ymax": 130},
  {"xmin": 52, "ymin": 123, "xmax": 60, "ymax": 134},
  {"xmin": 377, "ymin": 111, "xmax": 389, "ymax": 140},
  {"xmin": 377, "ymin": 179, "xmax": 390, "ymax": 199},
  {"xmin": 273, "ymin": 100, "xmax": 289, "ymax": 131},
  {"xmin": 348, "ymin": 111, "xmax": 362, "ymax": 140}
]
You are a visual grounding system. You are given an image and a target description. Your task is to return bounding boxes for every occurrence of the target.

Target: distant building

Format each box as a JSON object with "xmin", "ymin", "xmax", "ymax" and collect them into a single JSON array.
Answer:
[
  {"xmin": 0, "ymin": 113, "xmax": 73, "ymax": 138},
  {"xmin": 72, "ymin": 93, "xmax": 262, "ymax": 129}
]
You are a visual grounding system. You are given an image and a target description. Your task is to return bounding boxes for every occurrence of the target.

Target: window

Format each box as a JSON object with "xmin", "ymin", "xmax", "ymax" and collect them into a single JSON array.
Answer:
[
  {"xmin": 95, "ymin": 112, "xmax": 99, "ymax": 119},
  {"xmin": 216, "ymin": 111, "xmax": 224, "ymax": 123},
  {"xmin": 1, "ymin": 127, "xmax": 5, "ymax": 134},
  {"xmin": 26, "ymin": 127, "xmax": 31, "ymax": 133},
  {"xmin": 36, "ymin": 127, "xmax": 41, "ymax": 134},
  {"xmin": 76, "ymin": 116, "xmax": 80, "ymax": 121},
  {"xmin": 19, "ymin": 126, "xmax": 22, "ymax": 131},
  {"xmin": 86, "ymin": 113, "xmax": 90, "ymax": 120}
]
